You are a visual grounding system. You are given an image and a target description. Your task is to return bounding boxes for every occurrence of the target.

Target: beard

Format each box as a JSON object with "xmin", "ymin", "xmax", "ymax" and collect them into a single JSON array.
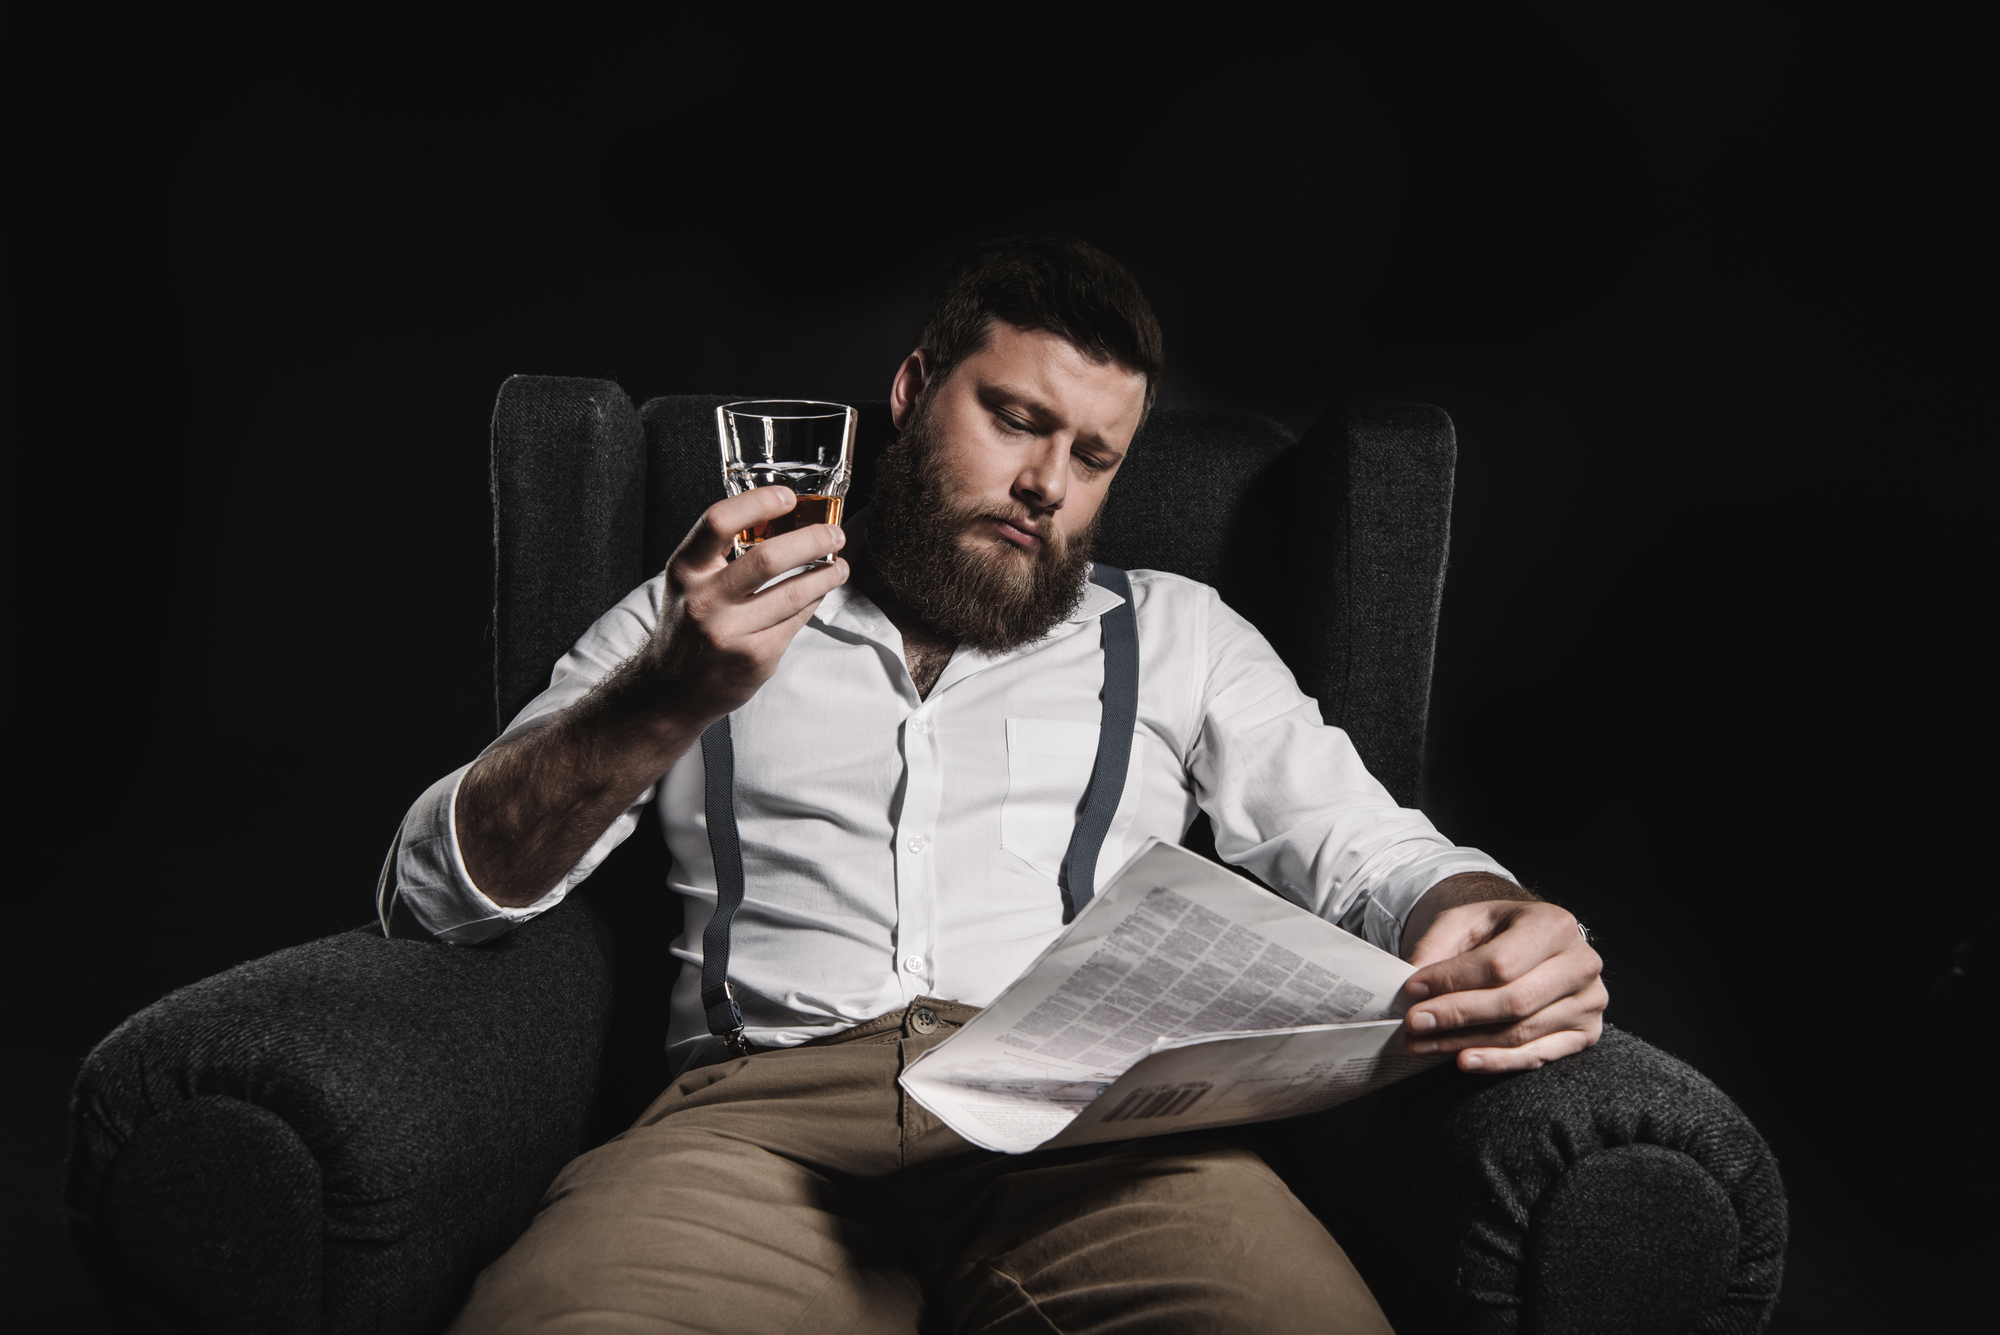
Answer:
[{"xmin": 862, "ymin": 397, "xmax": 1100, "ymax": 654}]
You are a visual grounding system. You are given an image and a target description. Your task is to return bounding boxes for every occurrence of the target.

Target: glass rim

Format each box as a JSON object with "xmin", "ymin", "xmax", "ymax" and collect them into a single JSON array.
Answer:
[{"xmin": 718, "ymin": 399, "xmax": 857, "ymax": 421}]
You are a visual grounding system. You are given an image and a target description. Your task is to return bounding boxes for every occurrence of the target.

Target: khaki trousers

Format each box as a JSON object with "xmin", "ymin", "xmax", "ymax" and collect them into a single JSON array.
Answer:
[{"xmin": 451, "ymin": 998, "xmax": 1392, "ymax": 1334}]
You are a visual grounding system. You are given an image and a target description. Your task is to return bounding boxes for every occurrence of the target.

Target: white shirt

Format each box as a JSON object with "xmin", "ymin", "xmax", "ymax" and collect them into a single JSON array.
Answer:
[{"xmin": 396, "ymin": 568, "xmax": 1510, "ymax": 1071}]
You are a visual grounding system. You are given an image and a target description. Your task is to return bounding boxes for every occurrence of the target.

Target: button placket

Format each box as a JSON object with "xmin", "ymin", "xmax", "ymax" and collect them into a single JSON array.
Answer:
[{"xmin": 893, "ymin": 707, "xmax": 943, "ymax": 997}]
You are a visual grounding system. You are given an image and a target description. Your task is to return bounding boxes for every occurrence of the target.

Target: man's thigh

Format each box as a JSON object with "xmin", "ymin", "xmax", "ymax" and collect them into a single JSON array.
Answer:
[
  {"xmin": 449, "ymin": 1044, "xmax": 927, "ymax": 1335},
  {"xmin": 927, "ymin": 1136, "xmax": 1393, "ymax": 1335}
]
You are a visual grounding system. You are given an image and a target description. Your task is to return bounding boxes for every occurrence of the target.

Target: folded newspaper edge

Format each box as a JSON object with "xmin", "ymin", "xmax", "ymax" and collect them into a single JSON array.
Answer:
[{"xmin": 900, "ymin": 839, "xmax": 1444, "ymax": 1154}]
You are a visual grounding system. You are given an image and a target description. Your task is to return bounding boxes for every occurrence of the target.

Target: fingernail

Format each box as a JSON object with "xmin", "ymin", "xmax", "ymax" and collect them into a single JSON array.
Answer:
[
  {"xmin": 1409, "ymin": 1011, "xmax": 1436, "ymax": 1033},
  {"xmin": 1407, "ymin": 1040, "xmax": 1434, "ymax": 1054},
  {"xmin": 1462, "ymin": 1054, "xmax": 1485, "ymax": 1071},
  {"xmin": 1404, "ymin": 980, "xmax": 1429, "ymax": 1001}
]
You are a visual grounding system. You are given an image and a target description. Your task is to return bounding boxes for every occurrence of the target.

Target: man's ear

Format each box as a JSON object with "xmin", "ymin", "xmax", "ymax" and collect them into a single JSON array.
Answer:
[{"xmin": 889, "ymin": 350, "xmax": 930, "ymax": 431}]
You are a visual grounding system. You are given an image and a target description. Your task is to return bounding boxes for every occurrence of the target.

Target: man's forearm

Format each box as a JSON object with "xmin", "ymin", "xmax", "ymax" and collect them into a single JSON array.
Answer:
[
  {"xmin": 1399, "ymin": 871, "xmax": 1541, "ymax": 962},
  {"xmin": 456, "ymin": 670, "xmax": 706, "ymax": 908},
  {"xmin": 450, "ymin": 490, "xmax": 849, "ymax": 911}
]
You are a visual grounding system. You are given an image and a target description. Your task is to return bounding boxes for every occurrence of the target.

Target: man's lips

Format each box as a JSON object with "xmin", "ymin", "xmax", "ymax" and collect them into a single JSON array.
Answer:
[{"xmin": 986, "ymin": 516, "xmax": 1043, "ymax": 550}]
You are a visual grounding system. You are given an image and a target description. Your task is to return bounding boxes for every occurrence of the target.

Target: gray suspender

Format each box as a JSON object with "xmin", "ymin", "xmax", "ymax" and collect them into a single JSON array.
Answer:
[
  {"xmin": 1057, "ymin": 565, "xmax": 1139, "ymax": 922},
  {"xmin": 699, "ymin": 563, "xmax": 1140, "ymax": 1055},
  {"xmin": 698, "ymin": 717, "xmax": 750, "ymax": 1046}
]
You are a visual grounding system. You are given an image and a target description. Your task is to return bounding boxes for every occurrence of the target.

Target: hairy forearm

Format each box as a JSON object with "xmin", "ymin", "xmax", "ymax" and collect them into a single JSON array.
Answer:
[
  {"xmin": 1399, "ymin": 871, "xmax": 1542, "ymax": 961},
  {"xmin": 449, "ymin": 491, "xmax": 848, "ymax": 910},
  {"xmin": 455, "ymin": 665, "xmax": 706, "ymax": 907}
]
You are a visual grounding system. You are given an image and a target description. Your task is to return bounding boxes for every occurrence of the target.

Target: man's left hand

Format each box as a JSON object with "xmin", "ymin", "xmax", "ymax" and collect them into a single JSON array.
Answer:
[{"xmin": 1398, "ymin": 874, "xmax": 1607, "ymax": 1073}]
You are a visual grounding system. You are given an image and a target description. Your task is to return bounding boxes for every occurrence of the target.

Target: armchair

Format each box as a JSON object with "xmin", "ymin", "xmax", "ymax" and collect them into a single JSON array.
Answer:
[{"xmin": 66, "ymin": 377, "xmax": 1787, "ymax": 1333}]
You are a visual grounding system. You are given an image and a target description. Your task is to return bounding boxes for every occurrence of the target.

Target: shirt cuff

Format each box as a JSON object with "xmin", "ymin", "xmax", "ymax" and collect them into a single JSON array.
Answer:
[
  {"xmin": 394, "ymin": 763, "xmax": 572, "ymax": 945},
  {"xmin": 1363, "ymin": 846, "xmax": 1517, "ymax": 957}
]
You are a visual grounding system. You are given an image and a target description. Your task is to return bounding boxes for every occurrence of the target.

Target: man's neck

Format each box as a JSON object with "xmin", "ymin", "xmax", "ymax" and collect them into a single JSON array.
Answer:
[{"xmin": 845, "ymin": 516, "xmax": 957, "ymax": 700}]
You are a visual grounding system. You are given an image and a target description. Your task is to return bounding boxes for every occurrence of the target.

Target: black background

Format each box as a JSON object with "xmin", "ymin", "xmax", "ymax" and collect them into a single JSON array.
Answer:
[{"xmin": 7, "ymin": 10, "xmax": 1984, "ymax": 1328}]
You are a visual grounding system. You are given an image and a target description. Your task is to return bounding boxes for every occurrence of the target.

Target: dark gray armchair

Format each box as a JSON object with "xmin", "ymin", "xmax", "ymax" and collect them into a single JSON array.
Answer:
[{"xmin": 66, "ymin": 378, "xmax": 1787, "ymax": 1333}]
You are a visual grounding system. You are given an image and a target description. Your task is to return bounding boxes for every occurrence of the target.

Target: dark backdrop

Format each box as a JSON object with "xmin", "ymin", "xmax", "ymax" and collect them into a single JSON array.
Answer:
[{"xmin": 8, "ymin": 11, "xmax": 1983, "ymax": 1329}]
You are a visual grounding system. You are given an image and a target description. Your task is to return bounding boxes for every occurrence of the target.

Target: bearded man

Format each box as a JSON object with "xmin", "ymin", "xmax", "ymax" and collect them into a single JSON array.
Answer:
[{"xmin": 393, "ymin": 235, "xmax": 1608, "ymax": 1334}]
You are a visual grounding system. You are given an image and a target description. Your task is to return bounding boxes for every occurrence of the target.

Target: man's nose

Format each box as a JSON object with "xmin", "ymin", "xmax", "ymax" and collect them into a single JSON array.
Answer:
[{"xmin": 1013, "ymin": 436, "xmax": 1070, "ymax": 512}]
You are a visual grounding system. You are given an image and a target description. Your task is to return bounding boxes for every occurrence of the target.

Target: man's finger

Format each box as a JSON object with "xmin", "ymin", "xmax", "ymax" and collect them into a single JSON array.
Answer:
[
  {"xmin": 699, "ymin": 556, "xmax": 850, "ymax": 646},
  {"xmin": 739, "ymin": 571, "xmax": 846, "ymax": 653},
  {"xmin": 716, "ymin": 522, "xmax": 847, "ymax": 596},
  {"xmin": 1405, "ymin": 903, "xmax": 1589, "ymax": 1001},
  {"xmin": 676, "ymin": 487, "xmax": 803, "ymax": 572},
  {"xmin": 1453, "ymin": 1024, "xmax": 1599, "ymax": 1073},
  {"xmin": 745, "ymin": 555, "xmax": 850, "ymax": 627},
  {"xmin": 1405, "ymin": 946, "xmax": 1601, "ymax": 1037},
  {"xmin": 1406, "ymin": 979, "xmax": 1608, "ymax": 1055}
]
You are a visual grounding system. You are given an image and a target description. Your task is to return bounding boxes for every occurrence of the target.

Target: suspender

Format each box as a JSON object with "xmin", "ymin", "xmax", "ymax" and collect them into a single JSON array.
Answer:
[
  {"xmin": 698, "ymin": 564, "xmax": 1140, "ymax": 1055},
  {"xmin": 1057, "ymin": 565, "xmax": 1139, "ymax": 922},
  {"xmin": 698, "ymin": 717, "xmax": 750, "ymax": 1049}
]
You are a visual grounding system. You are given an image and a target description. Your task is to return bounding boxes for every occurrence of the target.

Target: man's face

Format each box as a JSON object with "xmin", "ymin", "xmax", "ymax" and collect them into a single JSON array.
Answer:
[
  {"xmin": 893, "ymin": 322, "xmax": 1147, "ymax": 565},
  {"xmin": 866, "ymin": 323, "xmax": 1148, "ymax": 651}
]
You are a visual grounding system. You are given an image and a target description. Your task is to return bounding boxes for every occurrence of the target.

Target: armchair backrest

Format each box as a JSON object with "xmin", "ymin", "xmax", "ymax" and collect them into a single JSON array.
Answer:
[{"xmin": 491, "ymin": 380, "xmax": 1456, "ymax": 807}]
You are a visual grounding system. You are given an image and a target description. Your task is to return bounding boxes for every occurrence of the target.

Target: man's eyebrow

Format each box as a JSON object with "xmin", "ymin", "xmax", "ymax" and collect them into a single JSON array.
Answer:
[{"xmin": 977, "ymin": 382, "xmax": 1126, "ymax": 456}]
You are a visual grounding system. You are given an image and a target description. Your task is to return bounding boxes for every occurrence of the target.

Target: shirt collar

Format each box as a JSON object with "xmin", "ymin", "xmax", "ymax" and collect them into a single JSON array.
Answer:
[{"xmin": 1070, "ymin": 567, "xmax": 1127, "ymax": 622}]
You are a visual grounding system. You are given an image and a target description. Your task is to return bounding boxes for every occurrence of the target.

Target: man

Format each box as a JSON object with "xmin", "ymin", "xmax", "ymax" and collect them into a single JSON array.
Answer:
[{"xmin": 395, "ymin": 235, "xmax": 1607, "ymax": 1333}]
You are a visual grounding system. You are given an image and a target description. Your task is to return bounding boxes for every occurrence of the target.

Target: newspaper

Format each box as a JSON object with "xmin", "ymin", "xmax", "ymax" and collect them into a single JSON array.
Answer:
[{"xmin": 900, "ymin": 839, "xmax": 1443, "ymax": 1154}]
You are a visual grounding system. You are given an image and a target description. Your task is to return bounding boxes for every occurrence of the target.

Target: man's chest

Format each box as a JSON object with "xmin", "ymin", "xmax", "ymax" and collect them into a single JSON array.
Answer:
[
  {"xmin": 729, "ymin": 623, "xmax": 1114, "ymax": 811},
  {"xmin": 652, "ymin": 607, "xmax": 1199, "ymax": 910}
]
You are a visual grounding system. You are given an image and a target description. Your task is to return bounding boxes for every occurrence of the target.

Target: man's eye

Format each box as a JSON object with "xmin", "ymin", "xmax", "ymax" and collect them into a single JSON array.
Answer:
[
  {"xmin": 1075, "ymin": 453, "xmax": 1110, "ymax": 474},
  {"xmin": 994, "ymin": 413, "xmax": 1032, "ymax": 434}
]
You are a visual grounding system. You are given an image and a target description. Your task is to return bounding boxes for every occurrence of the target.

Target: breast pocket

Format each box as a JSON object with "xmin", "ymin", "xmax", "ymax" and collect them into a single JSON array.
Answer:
[{"xmin": 1000, "ymin": 718, "xmax": 1101, "ymax": 881}]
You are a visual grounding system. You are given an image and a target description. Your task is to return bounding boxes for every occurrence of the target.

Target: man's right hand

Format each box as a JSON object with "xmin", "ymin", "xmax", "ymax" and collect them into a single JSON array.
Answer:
[
  {"xmin": 632, "ymin": 487, "xmax": 849, "ymax": 729},
  {"xmin": 456, "ymin": 488, "xmax": 846, "ymax": 907}
]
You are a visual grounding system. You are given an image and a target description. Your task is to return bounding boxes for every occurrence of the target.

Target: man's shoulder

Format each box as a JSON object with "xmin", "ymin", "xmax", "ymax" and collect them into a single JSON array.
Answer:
[
  {"xmin": 1114, "ymin": 567, "xmax": 1217, "ymax": 607},
  {"xmin": 1114, "ymin": 568, "xmax": 1281, "ymax": 670},
  {"xmin": 1115, "ymin": 569, "xmax": 1224, "ymax": 633}
]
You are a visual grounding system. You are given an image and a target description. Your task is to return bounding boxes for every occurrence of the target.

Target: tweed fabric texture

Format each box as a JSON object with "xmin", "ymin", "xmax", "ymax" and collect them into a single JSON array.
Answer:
[
  {"xmin": 100, "ymin": 1096, "xmax": 321, "ymax": 1333},
  {"xmin": 1532, "ymin": 1143, "xmax": 1741, "ymax": 1334},
  {"xmin": 493, "ymin": 375, "xmax": 649, "ymax": 733},
  {"xmin": 1255, "ymin": 1024, "xmax": 1786, "ymax": 1334},
  {"xmin": 68, "ymin": 895, "xmax": 617, "ymax": 1334}
]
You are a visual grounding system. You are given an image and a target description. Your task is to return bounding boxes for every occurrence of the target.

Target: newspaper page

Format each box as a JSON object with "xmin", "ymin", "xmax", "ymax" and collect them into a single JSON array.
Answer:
[{"xmin": 900, "ymin": 839, "xmax": 1443, "ymax": 1154}]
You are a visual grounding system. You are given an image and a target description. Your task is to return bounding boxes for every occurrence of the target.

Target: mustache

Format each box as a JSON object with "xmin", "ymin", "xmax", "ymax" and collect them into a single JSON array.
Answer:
[{"xmin": 961, "ymin": 504, "xmax": 1059, "ymax": 545}]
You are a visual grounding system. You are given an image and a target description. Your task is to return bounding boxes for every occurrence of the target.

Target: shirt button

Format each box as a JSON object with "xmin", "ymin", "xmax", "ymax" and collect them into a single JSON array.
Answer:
[
  {"xmin": 907, "ymin": 835, "xmax": 928, "ymax": 854},
  {"xmin": 903, "ymin": 955, "xmax": 925, "ymax": 974},
  {"xmin": 910, "ymin": 716, "xmax": 929, "ymax": 734},
  {"xmin": 911, "ymin": 1006, "xmax": 940, "ymax": 1034}
]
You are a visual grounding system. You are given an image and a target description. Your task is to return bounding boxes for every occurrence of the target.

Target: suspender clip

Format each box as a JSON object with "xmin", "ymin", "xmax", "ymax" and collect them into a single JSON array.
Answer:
[{"xmin": 702, "ymin": 981, "xmax": 758, "ymax": 1057}]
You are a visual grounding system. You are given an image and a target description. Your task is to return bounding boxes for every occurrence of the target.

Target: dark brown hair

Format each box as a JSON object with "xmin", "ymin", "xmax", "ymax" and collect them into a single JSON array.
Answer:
[{"xmin": 916, "ymin": 234, "xmax": 1164, "ymax": 421}]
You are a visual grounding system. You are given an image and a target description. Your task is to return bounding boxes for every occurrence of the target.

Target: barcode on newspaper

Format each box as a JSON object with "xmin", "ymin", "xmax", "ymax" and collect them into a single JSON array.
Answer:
[{"xmin": 1098, "ymin": 1082, "xmax": 1214, "ymax": 1123}]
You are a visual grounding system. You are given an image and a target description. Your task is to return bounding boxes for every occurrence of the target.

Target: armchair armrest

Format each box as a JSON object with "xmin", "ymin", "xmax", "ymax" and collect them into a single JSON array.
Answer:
[
  {"xmin": 1257, "ymin": 1024, "xmax": 1787, "ymax": 1334},
  {"xmin": 67, "ymin": 894, "xmax": 616, "ymax": 1335}
]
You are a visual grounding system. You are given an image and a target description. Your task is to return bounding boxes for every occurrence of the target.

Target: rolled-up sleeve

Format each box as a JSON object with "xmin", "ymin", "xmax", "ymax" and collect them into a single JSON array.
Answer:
[
  {"xmin": 1188, "ymin": 590, "xmax": 1512, "ymax": 956},
  {"xmin": 393, "ymin": 576, "xmax": 667, "ymax": 943}
]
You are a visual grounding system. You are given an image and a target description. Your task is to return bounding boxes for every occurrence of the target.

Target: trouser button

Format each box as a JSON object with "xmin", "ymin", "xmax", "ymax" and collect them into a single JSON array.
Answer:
[{"xmin": 910, "ymin": 1006, "xmax": 939, "ymax": 1034}]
